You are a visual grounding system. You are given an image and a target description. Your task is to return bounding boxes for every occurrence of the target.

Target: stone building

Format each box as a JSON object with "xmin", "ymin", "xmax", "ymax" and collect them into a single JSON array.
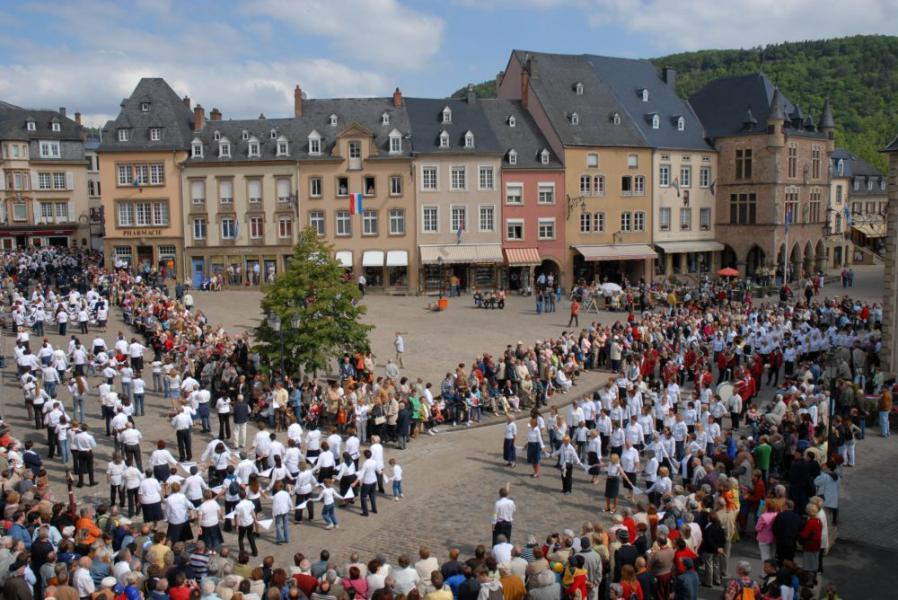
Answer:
[{"xmin": 880, "ymin": 135, "xmax": 898, "ymax": 375}]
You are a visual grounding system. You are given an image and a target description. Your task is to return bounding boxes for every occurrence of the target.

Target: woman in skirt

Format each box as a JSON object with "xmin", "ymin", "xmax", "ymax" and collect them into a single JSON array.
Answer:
[
  {"xmin": 503, "ymin": 415, "xmax": 517, "ymax": 467},
  {"xmin": 197, "ymin": 489, "xmax": 224, "ymax": 551},
  {"xmin": 604, "ymin": 454, "xmax": 632, "ymax": 513},
  {"xmin": 587, "ymin": 430, "xmax": 602, "ymax": 485},
  {"xmin": 138, "ymin": 470, "xmax": 165, "ymax": 526},
  {"xmin": 336, "ymin": 452, "xmax": 357, "ymax": 506},
  {"xmin": 526, "ymin": 417, "xmax": 544, "ymax": 478}
]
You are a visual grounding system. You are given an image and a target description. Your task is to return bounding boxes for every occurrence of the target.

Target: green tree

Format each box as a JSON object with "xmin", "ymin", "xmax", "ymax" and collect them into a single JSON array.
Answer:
[{"xmin": 257, "ymin": 228, "xmax": 372, "ymax": 375}]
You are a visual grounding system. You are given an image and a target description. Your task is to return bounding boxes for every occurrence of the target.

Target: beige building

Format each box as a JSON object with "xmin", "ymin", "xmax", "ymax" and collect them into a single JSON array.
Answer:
[
  {"xmin": 99, "ymin": 78, "xmax": 194, "ymax": 279},
  {"xmin": 829, "ymin": 149, "xmax": 888, "ymax": 266},
  {"xmin": 0, "ymin": 104, "xmax": 90, "ymax": 249}
]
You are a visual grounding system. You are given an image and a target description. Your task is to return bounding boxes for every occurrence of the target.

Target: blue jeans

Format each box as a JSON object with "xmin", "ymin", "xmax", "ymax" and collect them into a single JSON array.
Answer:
[
  {"xmin": 59, "ymin": 438, "xmax": 71, "ymax": 464},
  {"xmin": 392, "ymin": 480, "xmax": 402, "ymax": 498},
  {"xmin": 880, "ymin": 410, "xmax": 891, "ymax": 437},
  {"xmin": 322, "ymin": 503, "xmax": 337, "ymax": 526},
  {"xmin": 72, "ymin": 397, "xmax": 85, "ymax": 423},
  {"xmin": 275, "ymin": 514, "xmax": 290, "ymax": 542},
  {"xmin": 45, "ymin": 381, "xmax": 57, "ymax": 398},
  {"xmin": 134, "ymin": 394, "xmax": 145, "ymax": 416},
  {"xmin": 121, "ymin": 382, "xmax": 132, "ymax": 401}
]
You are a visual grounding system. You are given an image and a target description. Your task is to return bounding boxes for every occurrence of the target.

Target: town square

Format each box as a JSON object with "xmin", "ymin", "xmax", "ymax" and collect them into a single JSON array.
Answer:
[{"xmin": 2, "ymin": 3, "xmax": 898, "ymax": 600}]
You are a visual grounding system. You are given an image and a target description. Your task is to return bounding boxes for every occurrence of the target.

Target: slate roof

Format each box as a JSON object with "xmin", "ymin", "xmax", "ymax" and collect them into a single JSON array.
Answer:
[
  {"xmin": 884, "ymin": 133, "xmax": 898, "ymax": 153},
  {"xmin": 0, "ymin": 103, "xmax": 84, "ymax": 141},
  {"xmin": 510, "ymin": 50, "xmax": 646, "ymax": 148},
  {"xmin": 831, "ymin": 148, "xmax": 887, "ymax": 195},
  {"xmin": 689, "ymin": 73, "xmax": 831, "ymax": 141},
  {"xmin": 583, "ymin": 55, "xmax": 713, "ymax": 151},
  {"xmin": 405, "ymin": 96, "xmax": 502, "ymax": 155},
  {"xmin": 480, "ymin": 98, "xmax": 562, "ymax": 169},
  {"xmin": 186, "ymin": 97, "xmax": 412, "ymax": 163},
  {"xmin": 98, "ymin": 78, "xmax": 195, "ymax": 152}
]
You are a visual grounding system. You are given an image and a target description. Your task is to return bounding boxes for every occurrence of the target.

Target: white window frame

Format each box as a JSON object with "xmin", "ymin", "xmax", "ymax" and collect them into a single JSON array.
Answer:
[
  {"xmin": 190, "ymin": 179, "xmax": 205, "ymax": 205},
  {"xmin": 248, "ymin": 141, "xmax": 260, "ymax": 158},
  {"xmin": 627, "ymin": 154, "xmax": 638, "ymax": 168},
  {"xmin": 249, "ymin": 216, "xmax": 264, "ymax": 239},
  {"xmin": 570, "ymin": 112, "xmax": 579, "ymax": 125},
  {"xmin": 390, "ymin": 175, "xmax": 403, "ymax": 196},
  {"xmin": 247, "ymin": 179, "xmax": 262, "ymax": 204},
  {"xmin": 442, "ymin": 107, "xmax": 452, "ymax": 124},
  {"xmin": 308, "ymin": 131, "xmax": 322, "ymax": 155},
  {"xmin": 51, "ymin": 121, "xmax": 61, "ymax": 132},
  {"xmin": 192, "ymin": 218, "xmax": 206, "ymax": 240},
  {"xmin": 505, "ymin": 183, "xmax": 523, "ymax": 205},
  {"xmin": 677, "ymin": 117, "xmax": 685, "ymax": 131},
  {"xmin": 221, "ymin": 218, "xmax": 237, "ymax": 240},
  {"xmin": 575, "ymin": 82, "xmax": 584, "ymax": 95},
  {"xmin": 679, "ymin": 207, "xmax": 692, "ymax": 230},
  {"xmin": 38, "ymin": 172, "xmax": 52, "ymax": 190},
  {"xmin": 505, "ymin": 218, "xmax": 524, "ymax": 241},
  {"xmin": 579, "ymin": 212, "xmax": 592, "ymax": 233},
  {"xmin": 439, "ymin": 131, "xmax": 450, "ymax": 149},
  {"xmin": 651, "ymin": 114, "xmax": 660, "ymax": 129},
  {"xmin": 26, "ymin": 120, "xmax": 36, "ymax": 132},
  {"xmin": 150, "ymin": 128, "xmax": 161, "ymax": 141},
  {"xmin": 389, "ymin": 208, "xmax": 405, "ymax": 235},
  {"xmin": 278, "ymin": 217, "xmax": 293, "ymax": 239},
  {"xmin": 277, "ymin": 140, "xmax": 289, "ymax": 157},
  {"xmin": 450, "ymin": 205, "xmax": 466, "ymax": 233},
  {"xmin": 117, "ymin": 129, "xmax": 129, "ymax": 142},
  {"xmin": 309, "ymin": 177, "xmax": 322, "ymax": 198},
  {"xmin": 478, "ymin": 204, "xmax": 495, "ymax": 232},
  {"xmin": 309, "ymin": 210, "xmax": 325, "ymax": 236},
  {"xmin": 540, "ymin": 149, "xmax": 550, "ymax": 165},
  {"xmin": 464, "ymin": 131, "xmax": 475, "ymax": 149},
  {"xmin": 191, "ymin": 141, "xmax": 203, "ymax": 158},
  {"xmin": 700, "ymin": 207, "xmax": 711, "ymax": 230},
  {"xmin": 634, "ymin": 211, "xmax": 646, "ymax": 231},
  {"xmin": 218, "ymin": 179, "xmax": 233, "ymax": 204},
  {"xmin": 699, "ymin": 166, "xmax": 711, "ymax": 188},
  {"xmin": 586, "ymin": 153, "xmax": 599, "ymax": 168},
  {"xmin": 276, "ymin": 178, "xmax": 291, "ymax": 203},
  {"xmin": 39, "ymin": 141, "xmax": 61, "ymax": 158},
  {"xmin": 659, "ymin": 164, "xmax": 670, "ymax": 187},
  {"xmin": 621, "ymin": 211, "xmax": 632, "ymax": 232},
  {"xmin": 422, "ymin": 206, "xmax": 439, "ymax": 233},
  {"xmin": 219, "ymin": 142, "xmax": 231, "ymax": 158},
  {"xmin": 362, "ymin": 210, "xmax": 378, "ymax": 236},
  {"xmin": 335, "ymin": 210, "xmax": 352, "ymax": 237},
  {"xmin": 508, "ymin": 150, "xmax": 517, "ymax": 166},
  {"xmin": 389, "ymin": 133, "xmax": 402, "ymax": 154},
  {"xmin": 659, "ymin": 207, "xmax": 671, "ymax": 231},
  {"xmin": 478, "ymin": 166, "xmax": 494, "ymax": 191},
  {"xmin": 329, "ymin": 114, "xmax": 338, "ymax": 126},
  {"xmin": 537, "ymin": 218, "xmax": 556, "ymax": 240},
  {"xmin": 450, "ymin": 165, "xmax": 466, "ymax": 191},
  {"xmin": 421, "ymin": 166, "xmax": 438, "ymax": 191},
  {"xmin": 537, "ymin": 182, "xmax": 555, "ymax": 204},
  {"xmin": 594, "ymin": 211, "xmax": 606, "ymax": 232},
  {"xmin": 680, "ymin": 166, "xmax": 691, "ymax": 188},
  {"xmin": 634, "ymin": 175, "xmax": 645, "ymax": 195}
]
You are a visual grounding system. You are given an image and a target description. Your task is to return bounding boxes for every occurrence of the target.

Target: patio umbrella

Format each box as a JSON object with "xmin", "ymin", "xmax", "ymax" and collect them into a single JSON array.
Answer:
[
  {"xmin": 601, "ymin": 282, "xmax": 623, "ymax": 293},
  {"xmin": 717, "ymin": 267, "xmax": 739, "ymax": 277}
]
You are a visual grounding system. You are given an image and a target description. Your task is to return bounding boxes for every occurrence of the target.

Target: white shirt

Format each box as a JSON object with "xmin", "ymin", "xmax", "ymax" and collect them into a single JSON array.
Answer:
[
  {"xmin": 107, "ymin": 461, "xmax": 126, "ymax": 485},
  {"xmin": 198, "ymin": 499, "xmax": 222, "ymax": 527},
  {"xmin": 165, "ymin": 492, "xmax": 193, "ymax": 524},
  {"xmin": 123, "ymin": 466, "xmax": 143, "ymax": 490},
  {"xmin": 138, "ymin": 478, "xmax": 162, "ymax": 504},
  {"xmin": 150, "ymin": 448, "xmax": 177, "ymax": 467},
  {"xmin": 271, "ymin": 489, "xmax": 293, "ymax": 516},
  {"xmin": 234, "ymin": 498, "xmax": 256, "ymax": 527},
  {"xmin": 358, "ymin": 458, "xmax": 379, "ymax": 485},
  {"xmin": 183, "ymin": 474, "xmax": 207, "ymax": 501},
  {"xmin": 493, "ymin": 497, "xmax": 515, "ymax": 523}
]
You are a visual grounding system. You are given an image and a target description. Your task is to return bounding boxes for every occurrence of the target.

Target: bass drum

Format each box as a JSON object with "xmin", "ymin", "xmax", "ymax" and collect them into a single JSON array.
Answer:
[{"xmin": 716, "ymin": 382, "xmax": 734, "ymax": 401}]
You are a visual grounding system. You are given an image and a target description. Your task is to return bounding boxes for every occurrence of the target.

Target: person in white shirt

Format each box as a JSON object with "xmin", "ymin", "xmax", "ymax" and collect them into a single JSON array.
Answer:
[
  {"xmin": 107, "ymin": 453, "xmax": 127, "ymax": 509},
  {"xmin": 354, "ymin": 449, "xmax": 379, "ymax": 517},
  {"xmin": 197, "ymin": 489, "xmax": 224, "ymax": 551},
  {"xmin": 74, "ymin": 425, "xmax": 97, "ymax": 487},
  {"xmin": 215, "ymin": 395, "xmax": 232, "ymax": 441},
  {"xmin": 492, "ymin": 535, "xmax": 513, "ymax": 565},
  {"xmin": 392, "ymin": 556, "xmax": 420, "ymax": 595},
  {"xmin": 491, "ymin": 484, "xmax": 516, "ymax": 544},
  {"xmin": 128, "ymin": 338, "xmax": 145, "ymax": 372},
  {"xmin": 122, "ymin": 461, "xmax": 143, "ymax": 517},
  {"xmin": 164, "ymin": 482, "xmax": 194, "ymax": 542},
  {"xmin": 132, "ymin": 375, "xmax": 146, "ymax": 417},
  {"xmin": 619, "ymin": 442, "xmax": 641, "ymax": 502},
  {"xmin": 502, "ymin": 415, "xmax": 517, "ymax": 467},
  {"xmin": 183, "ymin": 466, "xmax": 208, "ymax": 507},
  {"xmin": 553, "ymin": 436, "xmax": 583, "ymax": 495},
  {"xmin": 369, "ymin": 436, "xmax": 385, "ymax": 493},
  {"xmin": 293, "ymin": 462, "xmax": 318, "ymax": 523},
  {"xmin": 171, "ymin": 409, "xmax": 194, "ymax": 461},
  {"xmin": 150, "ymin": 441, "xmax": 179, "ymax": 481},
  {"xmin": 270, "ymin": 480, "xmax": 293, "ymax": 544},
  {"xmin": 72, "ymin": 557, "xmax": 96, "ymax": 598},
  {"xmin": 234, "ymin": 490, "xmax": 258, "ymax": 556},
  {"xmin": 138, "ymin": 471, "xmax": 164, "ymax": 524},
  {"xmin": 253, "ymin": 425, "xmax": 272, "ymax": 470}
]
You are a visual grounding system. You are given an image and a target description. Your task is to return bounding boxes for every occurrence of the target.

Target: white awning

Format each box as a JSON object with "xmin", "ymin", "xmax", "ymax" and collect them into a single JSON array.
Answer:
[
  {"xmin": 420, "ymin": 244, "xmax": 504, "ymax": 264},
  {"xmin": 574, "ymin": 244, "xmax": 657, "ymax": 262},
  {"xmin": 654, "ymin": 240, "xmax": 725, "ymax": 254},
  {"xmin": 334, "ymin": 251, "xmax": 353, "ymax": 268},
  {"xmin": 386, "ymin": 250, "xmax": 408, "ymax": 267},
  {"xmin": 362, "ymin": 250, "xmax": 385, "ymax": 267}
]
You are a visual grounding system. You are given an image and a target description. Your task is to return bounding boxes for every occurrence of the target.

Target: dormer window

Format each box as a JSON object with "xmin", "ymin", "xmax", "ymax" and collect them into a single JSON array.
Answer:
[
  {"xmin": 191, "ymin": 139, "xmax": 203, "ymax": 158},
  {"xmin": 308, "ymin": 130, "xmax": 322, "ymax": 155},
  {"xmin": 276, "ymin": 137, "xmax": 289, "ymax": 157},
  {"xmin": 570, "ymin": 112, "xmax": 579, "ymax": 126},
  {"xmin": 118, "ymin": 129, "xmax": 129, "ymax": 142},
  {"xmin": 508, "ymin": 149, "xmax": 518, "ymax": 166},
  {"xmin": 442, "ymin": 106, "xmax": 452, "ymax": 124},
  {"xmin": 270, "ymin": 129, "xmax": 277, "ymax": 139},
  {"xmin": 150, "ymin": 128, "xmax": 162, "ymax": 141},
  {"xmin": 881, "ymin": 180, "xmax": 887, "ymax": 191},
  {"xmin": 247, "ymin": 137, "xmax": 260, "ymax": 158},
  {"xmin": 677, "ymin": 116, "xmax": 685, "ymax": 131},
  {"xmin": 464, "ymin": 131, "xmax": 475, "ymax": 149},
  {"xmin": 439, "ymin": 130, "xmax": 450, "ymax": 149},
  {"xmin": 388, "ymin": 129, "xmax": 402, "ymax": 154},
  {"xmin": 382, "ymin": 112, "xmax": 390, "ymax": 126},
  {"xmin": 611, "ymin": 112, "xmax": 621, "ymax": 125},
  {"xmin": 329, "ymin": 114, "xmax": 338, "ymax": 126},
  {"xmin": 241, "ymin": 130, "xmax": 249, "ymax": 140},
  {"xmin": 640, "ymin": 89, "xmax": 649, "ymax": 102},
  {"xmin": 141, "ymin": 102, "xmax": 150, "ymax": 112},
  {"xmin": 51, "ymin": 121, "xmax": 61, "ymax": 132},
  {"xmin": 213, "ymin": 131, "xmax": 221, "ymax": 141},
  {"xmin": 507, "ymin": 116, "xmax": 516, "ymax": 127},
  {"xmin": 219, "ymin": 141, "xmax": 231, "ymax": 158},
  {"xmin": 575, "ymin": 82, "xmax": 584, "ymax": 95},
  {"xmin": 540, "ymin": 149, "xmax": 550, "ymax": 165},
  {"xmin": 651, "ymin": 114, "xmax": 660, "ymax": 129},
  {"xmin": 26, "ymin": 119, "xmax": 36, "ymax": 131}
]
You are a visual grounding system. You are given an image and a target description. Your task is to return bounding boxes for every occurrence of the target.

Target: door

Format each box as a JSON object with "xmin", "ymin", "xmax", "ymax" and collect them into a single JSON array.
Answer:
[
  {"xmin": 136, "ymin": 246, "xmax": 154, "ymax": 274},
  {"xmin": 348, "ymin": 141, "xmax": 362, "ymax": 170},
  {"xmin": 191, "ymin": 257, "xmax": 205, "ymax": 288}
]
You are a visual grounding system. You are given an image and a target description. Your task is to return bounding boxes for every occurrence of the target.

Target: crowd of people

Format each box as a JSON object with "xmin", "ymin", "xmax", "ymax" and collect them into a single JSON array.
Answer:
[{"xmin": 0, "ymin": 247, "xmax": 890, "ymax": 600}]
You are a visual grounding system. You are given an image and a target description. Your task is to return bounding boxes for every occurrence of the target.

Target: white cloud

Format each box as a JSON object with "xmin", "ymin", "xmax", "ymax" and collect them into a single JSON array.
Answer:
[
  {"xmin": 248, "ymin": 0, "xmax": 445, "ymax": 70},
  {"xmin": 582, "ymin": 0, "xmax": 898, "ymax": 52}
]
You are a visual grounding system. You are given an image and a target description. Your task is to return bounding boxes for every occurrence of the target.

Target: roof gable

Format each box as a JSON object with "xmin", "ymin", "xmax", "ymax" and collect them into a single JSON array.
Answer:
[{"xmin": 99, "ymin": 77, "xmax": 194, "ymax": 152}]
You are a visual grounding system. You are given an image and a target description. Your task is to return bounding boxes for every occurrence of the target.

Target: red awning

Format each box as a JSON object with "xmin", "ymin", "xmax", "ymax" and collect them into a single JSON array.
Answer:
[{"xmin": 505, "ymin": 247, "xmax": 542, "ymax": 266}]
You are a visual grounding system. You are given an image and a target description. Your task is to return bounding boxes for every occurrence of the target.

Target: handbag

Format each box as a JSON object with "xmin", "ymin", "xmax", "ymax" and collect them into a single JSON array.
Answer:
[{"xmin": 374, "ymin": 416, "xmax": 386, "ymax": 425}]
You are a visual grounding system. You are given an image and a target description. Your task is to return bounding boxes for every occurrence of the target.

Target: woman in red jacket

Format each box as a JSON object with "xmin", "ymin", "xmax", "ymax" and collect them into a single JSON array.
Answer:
[{"xmin": 798, "ymin": 503, "xmax": 823, "ymax": 580}]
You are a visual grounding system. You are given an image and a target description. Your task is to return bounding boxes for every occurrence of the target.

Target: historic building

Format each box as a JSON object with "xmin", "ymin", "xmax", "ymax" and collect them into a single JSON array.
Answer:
[
  {"xmin": 98, "ymin": 78, "xmax": 194, "ymax": 279},
  {"xmin": 0, "ymin": 103, "xmax": 90, "ymax": 249},
  {"xmin": 406, "ymin": 92, "xmax": 503, "ymax": 294},
  {"xmin": 497, "ymin": 51, "xmax": 656, "ymax": 285},
  {"xmin": 829, "ymin": 148, "xmax": 888, "ymax": 266},
  {"xmin": 880, "ymin": 134, "xmax": 898, "ymax": 375},
  {"xmin": 690, "ymin": 75, "xmax": 835, "ymax": 280},
  {"xmin": 481, "ymin": 98, "xmax": 565, "ymax": 292},
  {"xmin": 84, "ymin": 132, "xmax": 104, "ymax": 251}
]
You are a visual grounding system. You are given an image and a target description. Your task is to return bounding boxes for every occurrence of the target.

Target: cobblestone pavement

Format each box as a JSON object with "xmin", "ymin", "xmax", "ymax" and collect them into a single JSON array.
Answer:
[{"xmin": 1, "ymin": 264, "xmax": 891, "ymax": 599}]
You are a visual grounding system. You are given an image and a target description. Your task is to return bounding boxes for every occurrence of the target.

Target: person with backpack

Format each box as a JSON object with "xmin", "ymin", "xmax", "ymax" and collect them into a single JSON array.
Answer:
[{"xmin": 722, "ymin": 561, "xmax": 761, "ymax": 600}]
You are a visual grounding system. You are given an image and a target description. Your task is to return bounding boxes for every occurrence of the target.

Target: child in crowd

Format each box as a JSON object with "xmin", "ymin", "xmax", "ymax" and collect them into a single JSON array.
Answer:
[{"xmin": 389, "ymin": 457, "xmax": 403, "ymax": 501}]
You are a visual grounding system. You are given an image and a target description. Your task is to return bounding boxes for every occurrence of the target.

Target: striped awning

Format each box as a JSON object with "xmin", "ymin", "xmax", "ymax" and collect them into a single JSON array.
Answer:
[
  {"xmin": 852, "ymin": 223, "xmax": 886, "ymax": 238},
  {"xmin": 334, "ymin": 251, "xmax": 353, "ymax": 268},
  {"xmin": 505, "ymin": 247, "xmax": 542, "ymax": 266},
  {"xmin": 575, "ymin": 244, "xmax": 658, "ymax": 262},
  {"xmin": 419, "ymin": 244, "xmax": 504, "ymax": 264}
]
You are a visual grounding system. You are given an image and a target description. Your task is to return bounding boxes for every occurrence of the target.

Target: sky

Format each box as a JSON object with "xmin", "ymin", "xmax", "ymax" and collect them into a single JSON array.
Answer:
[{"xmin": 1, "ymin": 0, "xmax": 896, "ymax": 127}]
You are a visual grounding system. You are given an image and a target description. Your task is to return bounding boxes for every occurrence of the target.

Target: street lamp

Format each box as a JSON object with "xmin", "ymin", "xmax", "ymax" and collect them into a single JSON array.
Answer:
[{"xmin": 268, "ymin": 313, "xmax": 284, "ymax": 377}]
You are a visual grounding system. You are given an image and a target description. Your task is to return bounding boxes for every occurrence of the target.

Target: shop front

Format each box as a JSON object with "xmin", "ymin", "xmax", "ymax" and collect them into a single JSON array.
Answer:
[
  {"xmin": 573, "ymin": 244, "xmax": 657, "ymax": 285},
  {"xmin": 335, "ymin": 250, "xmax": 354, "ymax": 280},
  {"xmin": 107, "ymin": 235, "xmax": 182, "ymax": 280},
  {"xmin": 419, "ymin": 243, "xmax": 504, "ymax": 294},
  {"xmin": 653, "ymin": 240, "xmax": 722, "ymax": 279},
  {"xmin": 0, "ymin": 226, "xmax": 77, "ymax": 249},
  {"xmin": 385, "ymin": 250, "xmax": 409, "ymax": 293},
  {"xmin": 504, "ymin": 247, "xmax": 541, "ymax": 293},
  {"xmin": 362, "ymin": 250, "xmax": 385, "ymax": 290}
]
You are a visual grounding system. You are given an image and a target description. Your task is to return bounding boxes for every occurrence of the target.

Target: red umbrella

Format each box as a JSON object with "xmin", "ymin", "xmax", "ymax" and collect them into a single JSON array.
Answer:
[{"xmin": 717, "ymin": 267, "xmax": 739, "ymax": 277}]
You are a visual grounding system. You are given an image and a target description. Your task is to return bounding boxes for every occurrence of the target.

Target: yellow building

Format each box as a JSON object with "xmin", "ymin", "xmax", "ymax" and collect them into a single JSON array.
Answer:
[{"xmin": 98, "ymin": 78, "xmax": 194, "ymax": 279}]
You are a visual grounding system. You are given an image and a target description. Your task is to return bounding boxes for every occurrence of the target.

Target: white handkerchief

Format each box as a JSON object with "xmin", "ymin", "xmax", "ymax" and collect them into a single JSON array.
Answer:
[
  {"xmin": 294, "ymin": 501, "xmax": 309, "ymax": 510},
  {"xmin": 338, "ymin": 487, "xmax": 355, "ymax": 500},
  {"xmin": 257, "ymin": 519, "xmax": 273, "ymax": 530},
  {"xmin": 224, "ymin": 511, "xmax": 236, "ymax": 520},
  {"xmin": 179, "ymin": 461, "xmax": 196, "ymax": 471},
  {"xmin": 306, "ymin": 455, "xmax": 319, "ymax": 465},
  {"xmin": 210, "ymin": 485, "xmax": 224, "ymax": 494},
  {"xmin": 259, "ymin": 468, "xmax": 273, "ymax": 478}
]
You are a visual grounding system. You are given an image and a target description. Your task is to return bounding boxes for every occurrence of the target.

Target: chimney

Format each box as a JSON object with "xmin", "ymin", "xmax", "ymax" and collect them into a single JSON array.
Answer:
[
  {"xmin": 392, "ymin": 87, "xmax": 403, "ymax": 108},
  {"xmin": 294, "ymin": 84, "xmax": 303, "ymax": 117},
  {"xmin": 662, "ymin": 66, "xmax": 677, "ymax": 89},
  {"xmin": 75, "ymin": 112, "xmax": 82, "ymax": 125},
  {"xmin": 182, "ymin": 96, "xmax": 191, "ymax": 109},
  {"xmin": 59, "ymin": 107, "xmax": 66, "ymax": 117},
  {"xmin": 521, "ymin": 67, "xmax": 530, "ymax": 110},
  {"xmin": 495, "ymin": 71, "xmax": 504, "ymax": 93},
  {"xmin": 193, "ymin": 104, "xmax": 205, "ymax": 131},
  {"xmin": 210, "ymin": 107, "xmax": 222, "ymax": 121},
  {"xmin": 466, "ymin": 84, "xmax": 476, "ymax": 104},
  {"xmin": 526, "ymin": 56, "xmax": 537, "ymax": 79}
]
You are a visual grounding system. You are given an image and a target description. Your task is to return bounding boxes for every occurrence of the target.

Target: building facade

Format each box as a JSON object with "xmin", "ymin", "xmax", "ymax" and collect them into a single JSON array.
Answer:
[
  {"xmin": 406, "ymin": 94, "xmax": 503, "ymax": 293},
  {"xmin": 0, "ymin": 103, "xmax": 90, "ymax": 249},
  {"xmin": 98, "ymin": 78, "xmax": 195, "ymax": 279},
  {"xmin": 85, "ymin": 133, "xmax": 104, "ymax": 251},
  {"xmin": 482, "ymin": 98, "xmax": 565, "ymax": 292},
  {"xmin": 880, "ymin": 135, "xmax": 898, "ymax": 375},
  {"xmin": 691, "ymin": 75, "xmax": 835, "ymax": 280},
  {"xmin": 829, "ymin": 148, "xmax": 888, "ymax": 265},
  {"xmin": 497, "ymin": 51, "xmax": 657, "ymax": 286}
]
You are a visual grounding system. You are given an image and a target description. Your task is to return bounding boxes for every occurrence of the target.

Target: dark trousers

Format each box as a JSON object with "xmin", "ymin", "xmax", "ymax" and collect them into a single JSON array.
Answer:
[
  {"xmin": 376, "ymin": 472, "xmax": 385, "ymax": 494},
  {"xmin": 730, "ymin": 412, "xmax": 741, "ymax": 430},
  {"xmin": 238, "ymin": 525, "xmax": 257, "ymax": 556},
  {"xmin": 294, "ymin": 493, "xmax": 314, "ymax": 522},
  {"xmin": 176, "ymin": 428, "xmax": 192, "ymax": 460},
  {"xmin": 561, "ymin": 464, "xmax": 573, "ymax": 493},
  {"xmin": 77, "ymin": 451, "xmax": 95, "ymax": 485},
  {"xmin": 47, "ymin": 427, "xmax": 57, "ymax": 458},
  {"xmin": 360, "ymin": 482, "xmax": 378, "ymax": 515},
  {"xmin": 492, "ymin": 520, "xmax": 512, "ymax": 545},
  {"xmin": 218, "ymin": 413, "xmax": 231, "ymax": 440},
  {"xmin": 126, "ymin": 487, "xmax": 139, "ymax": 517},
  {"xmin": 110, "ymin": 484, "xmax": 125, "ymax": 507},
  {"xmin": 124, "ymin": 444, "xmax": 142, "ymax": 471},
  {"xmin": 568, "ymin": 314, "xmax": 579, "ymax": 327}
]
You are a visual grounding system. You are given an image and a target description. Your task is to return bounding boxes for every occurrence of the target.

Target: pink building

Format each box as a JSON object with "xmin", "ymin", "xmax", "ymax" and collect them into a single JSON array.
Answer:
[{"xmin": 483, "ymin": 99, "xmax": 566, "ymax": 292}]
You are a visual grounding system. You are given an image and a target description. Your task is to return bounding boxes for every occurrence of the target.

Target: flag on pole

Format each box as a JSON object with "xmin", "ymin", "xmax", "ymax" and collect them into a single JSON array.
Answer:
[
  {"xmin": 672, "ymin": 176, "xmax": 680, "ymax": 198},
  {"xmin": 709, "ymin": 179, "xmax": 716, "ymax": 196},
  {"xmin": 349, "ymin": 192, "xmax": 363, "ymax": 215},
  {"xmin": 456, "ymin": 222, "xmax": 464, "ymax": 244},
  {"xmin": 843, "ymin": 206, "xmax": 852, "ymax": 226}
]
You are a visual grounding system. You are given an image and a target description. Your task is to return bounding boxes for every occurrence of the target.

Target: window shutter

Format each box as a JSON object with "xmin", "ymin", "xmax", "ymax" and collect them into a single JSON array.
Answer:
[
  {"xmin": 33, "ymin": 199, "xmax": 41, "ymax": 224},
  {"xmin": 66, "ymin": 171, "xmax": 74, "ymax": 190},
  {"xmin": 0, "ymin": 170, "xmax": 5, "ymax": 191},
  {"xmin": 68, "ymin": 200, "xmax": 75, "ymax": 222},
  {"xmin": 30, "ymin": 171, "xmax": 40, "ymax": 191},
  {"xmin": 277, "ymin": 178, "xmax": 290, "ymax": 198}
]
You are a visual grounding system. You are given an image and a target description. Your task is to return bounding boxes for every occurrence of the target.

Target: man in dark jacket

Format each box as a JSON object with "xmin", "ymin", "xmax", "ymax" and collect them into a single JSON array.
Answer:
[
  {"xmin": 396, "ymin": 402, "xmax": 411, "ymax": 449},
  {"xmin": 612, "ymin": 529, "xmax": 639, "ymax": 582},
  {"xmin": 457, "ymin": 567, "xmax": 481, "ymax": 600},
  {"xmin": 673, "ymin": 558, "xmax": 698, "ymax": 600},
  {"xmin": 772, "ymin": 500, "xmax": 803, "ymax": 562},
  {"xmin": 698, "ymin": 510, "xmax": 726, "ymax": 587},
  {"xmin": 3, "ymin": 559, "xmax": 33, "ymax": 600}
]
